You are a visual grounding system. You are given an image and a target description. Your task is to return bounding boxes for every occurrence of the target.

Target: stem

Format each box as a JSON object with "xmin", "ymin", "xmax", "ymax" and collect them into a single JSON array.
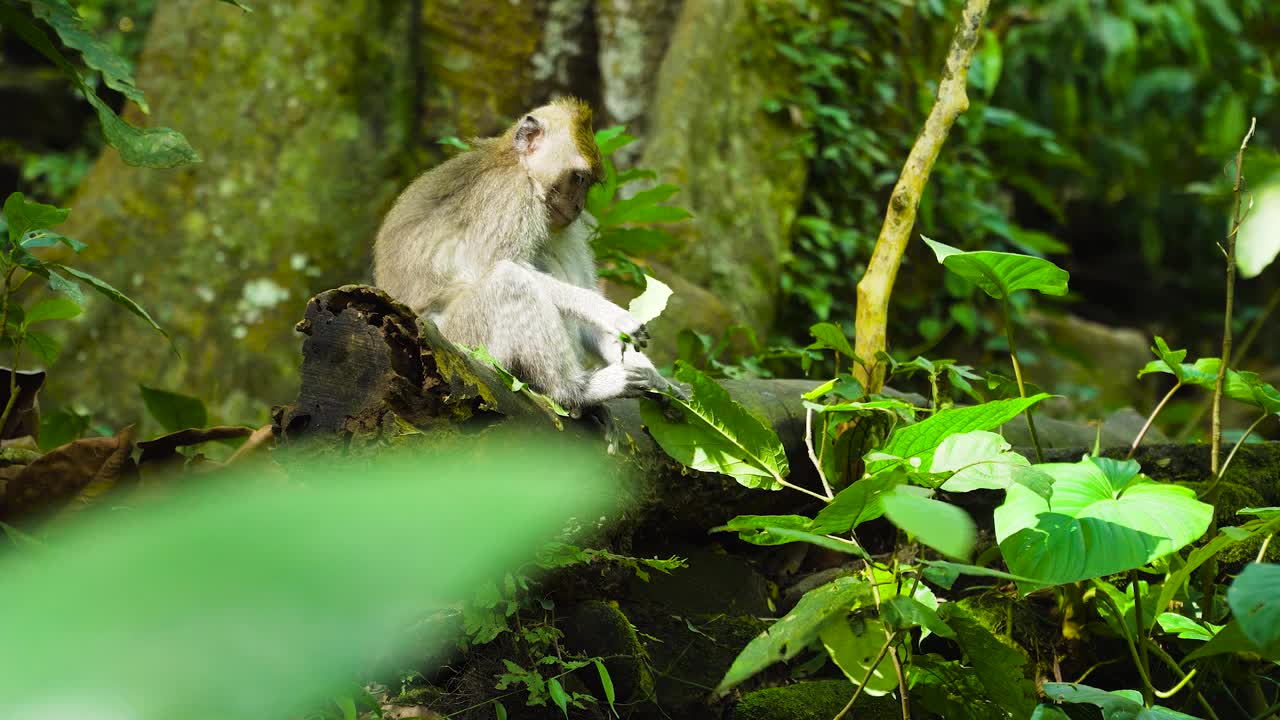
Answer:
[
  {"xmin": 832, "ymin": 631, "xmax": 901, "ymax": 720},
  {"xmin": 0, "ymin": 267, "xmax": 20, "ymax": 434},
  {"xmin": 806, "ymin": 407, "xmax": 834, "ymax": 499},
  {"xmin": 1202, "ymin": 116, "xmax": 1257, "ymax": 622},
  {"xmin": 1257, "ymin": 533, "xmax": 1273, "ymax": 563},
  {"xmin": 1127, "ymin": 382, "xmax": 1182, "ymax": 460},
  {"xmin": 778, "ymin": 478, "xmax": 832, "ymax": 503},
  {"xmin": 1131, "ymin": 571, "xmax": 1154, "ymax": 707},
  {"xmin": 1145, "ymin": 642, "xmax": 1220, "ymax": 720},
  {"xmin": 1156, "ymin": 669, "xmax": 1198, "ymax": 700},
  {"xmin": 1094, "ymin": 581, "xmax": 1154, "ymax": 702},
  {"xmin": 1253, "ymin": 700, "xmax": 1280, "ymax": 720},
  {"xmin": 1199, "ymin": 413, "xmax": 1269, "ymax": 500},
  {"xmin": 1176, "ymin": 285, "xmax": 1280, "ymax": 442},
  {"xmin": 1002, "ymin": 298, "xmax": 1043, "ymax": 463}
]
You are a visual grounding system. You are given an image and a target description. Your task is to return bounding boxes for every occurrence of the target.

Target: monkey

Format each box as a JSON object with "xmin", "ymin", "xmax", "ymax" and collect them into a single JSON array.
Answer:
[{"xmin": 372, "ymin": 97, "xmax": 682, "ymax": 413}]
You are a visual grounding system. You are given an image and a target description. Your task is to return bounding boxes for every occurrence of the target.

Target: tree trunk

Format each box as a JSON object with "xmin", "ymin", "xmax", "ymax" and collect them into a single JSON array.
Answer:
[{"xmin": 42, "ymin": 0, "xmax": 805, "ymax": 431}]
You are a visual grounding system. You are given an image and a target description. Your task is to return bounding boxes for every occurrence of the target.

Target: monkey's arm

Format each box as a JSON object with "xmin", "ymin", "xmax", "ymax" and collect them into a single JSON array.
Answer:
[{"xmin": 498, "ymin": 260, "xmax": 647, "ymax": 342}]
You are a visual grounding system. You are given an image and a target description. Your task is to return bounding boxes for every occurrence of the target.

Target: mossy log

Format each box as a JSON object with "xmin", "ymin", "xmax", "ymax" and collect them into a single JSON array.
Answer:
[{"xmin": 272, "ymin": 285, "xmax": 1280, "ymax": 530}]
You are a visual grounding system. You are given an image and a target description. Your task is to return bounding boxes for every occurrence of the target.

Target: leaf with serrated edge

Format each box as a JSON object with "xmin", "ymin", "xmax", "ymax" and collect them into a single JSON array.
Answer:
[
  {"xmin": 641, "ymin": 362, "xmax": 788, "ymax": 489},
  {"xmin": 873, "ymin": 394, "xmax": 1051, "ymax": 473}
]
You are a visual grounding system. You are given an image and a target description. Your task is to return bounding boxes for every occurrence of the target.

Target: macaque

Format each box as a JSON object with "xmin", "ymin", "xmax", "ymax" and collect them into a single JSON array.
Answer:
[{"xmin": 373, "ymin": 98, "xmax": 680, "ymax": 412}]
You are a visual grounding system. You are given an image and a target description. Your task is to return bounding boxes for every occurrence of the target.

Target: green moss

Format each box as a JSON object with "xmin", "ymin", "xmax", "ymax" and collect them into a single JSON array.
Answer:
[
  {"xmin": 560, "ymin": 601, "xmax": 655, "ymax": 703},
  {"xmin": 733, "ymin": 679, "xmax": 897, "ymax": 720}
]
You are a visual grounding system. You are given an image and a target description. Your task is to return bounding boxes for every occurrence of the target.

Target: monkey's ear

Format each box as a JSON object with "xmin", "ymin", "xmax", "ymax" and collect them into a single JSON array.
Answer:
[{"xmin": 513, "ymin": 115, "xmax": 543, "ymax": 156}]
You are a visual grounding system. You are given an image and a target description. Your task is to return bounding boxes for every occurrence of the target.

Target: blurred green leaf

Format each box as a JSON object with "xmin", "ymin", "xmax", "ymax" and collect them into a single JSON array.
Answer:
[
  {"xmin": 38, "ymin": 408, "xmax": 92, "ymax": 450},
  {"xmin": 0, "ymin": 442, "xmax": 615, "ymax": 719},
  {"xmin": 2, "ymin": 192, "xmax": 69, "ymax": 246},
  {"xmin": 140, "ymin": 385, "xmax": 208, "ymax": 432},
  {"xmin": 53, "ymin": 264, "xmax": 169, "ymax": 341},
  {"xmin": 882, "ymin": 487, "xmax": 976, "ymax": 560},
  {"xmin": 21, "ymin": 0, "xmax": 150, "ymax": 112},
  {"xmin": 23, "ymin": 330, "xmax": 59, "ymax": 365},
  {"xmin": 23, "ymin": 296, "xmax": 81, "ymax": 325},
  {"xmin": 1227, "ymin": 563, "xmax": 1280, "ymax": 657}
]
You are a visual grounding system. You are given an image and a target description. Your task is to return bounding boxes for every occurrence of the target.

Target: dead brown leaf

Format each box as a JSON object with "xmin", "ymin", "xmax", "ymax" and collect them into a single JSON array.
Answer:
[{"xmin": 0, "ymin": 425, "xmax": 137, "ymax": 526}]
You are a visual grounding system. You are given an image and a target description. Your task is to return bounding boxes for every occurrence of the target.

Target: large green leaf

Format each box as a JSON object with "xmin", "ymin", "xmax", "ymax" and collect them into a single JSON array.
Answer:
[
  {"xmin": 934, "ymin": 430, "xmax": 1052, "ymax": 500},
  {"xmin": 2, "ymin": 192, "xmax": 69, "ymax": 247},
  {"xmin": 1041, "ymin": 683, "xmax": 1202, "ymax": 720},
  {"xmin": 922, "ymin": 236, "xmax": 1069, "ymax": 299},
  {"xmin": 21, "ymin": 0, "xmax": 149, "ymax": 112},
  {"xmin": 811, "ymin": 471, "xmax": 906, "ymax": 534},
  {"xmin": 23, "ymin": 296, "xmax": 81, "ymax": 325},
  {"xmin": 641, "ymin": 362, "xmax": 789, "ymax": 490},
  {"xmin": 715, "ymin": 514, "xmax": 813, "ymax": 546},
  {"xmin": 715, "ymin": 576, "xmax": 872, "ymax": 695},
  {"xmin": 0, "ymin": 4, "xmax": 199, "ymax": 168},
  {"xmin": 0, "ymin": 442, "xmax": 614, "ymax": 720},
  {"xmin": 872, "ymin": 394, "xmax": 1052, "ymax": 472},
  {"xmin": 819, "ymin": 617, "xmax": 897, "ymax": 696},
  {"xmin": 1227, "ymin": 563, "xmax": 1280, "ymax": 657},
  {"xmin": 995, "ymin": 456, "xmax": 1213, "ymax": 593},
  {"xmin": 54, "ymin": 264, "xmax": 169, "ymax": 341},
  {"xmin": 140, "ymin": 385, "xmax": 208, "ymax": 432},
  {"xmin": 882, "ymin": 487, "xmax": 976, "ymax": 560}
]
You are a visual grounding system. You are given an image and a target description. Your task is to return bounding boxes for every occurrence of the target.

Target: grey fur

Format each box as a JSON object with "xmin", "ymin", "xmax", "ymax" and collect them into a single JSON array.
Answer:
[{"xmin": 373, "ymin": 106, "xmax": 677, "ymax": 411}]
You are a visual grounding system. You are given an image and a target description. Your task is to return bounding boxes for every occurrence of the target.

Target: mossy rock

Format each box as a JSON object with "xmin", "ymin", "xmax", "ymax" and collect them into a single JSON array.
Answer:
[
  {"xmin": 559, "ymin": 600, "xmax": 655, "ymax": 704},
  {"xmin": 732, "ymin": 679, "xmax": 897, "ymax": 720}
]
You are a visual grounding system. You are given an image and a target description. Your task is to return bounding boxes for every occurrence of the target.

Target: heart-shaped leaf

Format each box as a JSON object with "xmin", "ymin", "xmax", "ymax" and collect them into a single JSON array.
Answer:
[
  {"xmin": 995, "ymin": 457, "xmax": 1212, "ymax": 593},
  {"xmin": 922, "ymin": 236, "xmax": 1068, "ymax": 299}
]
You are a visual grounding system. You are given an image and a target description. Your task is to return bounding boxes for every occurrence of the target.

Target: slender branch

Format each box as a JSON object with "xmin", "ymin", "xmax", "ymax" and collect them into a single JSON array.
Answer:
[
  {"xmin": 852, "ymin": 0, "xmax": 991, "ymax": 392},
  {"xmin": 1202, "ymin": 116, "xmax": 1257, "ymax": 622},
  {"xmin": 1128, "ymin": 382, "xmax": 1182, "ymax": 460},
  {"xmin": 1253, "ymin": 699, "xmax": 1280, "ymax": 720},
  {"xmin": 1144, "ymin": 643, "xmax": 1220, "ymax": 720},
  {"xmin": 1131, "ymin": 571, "xmax": 1153, "ymax": 706},
  {"xmin": 1257, "ymin": 533, "xmax": 1274, "ymax": 563},
  {"xmin": 1093, "ymin": 581, "xmax": 1155, "ymax": 701},
  {"xmin": 1176, "ymin": 286, "xmax": 1280, "ymax": 441},
  {"xmin": 1199, "ymin": 413, "xmax": 1270, "ymax": 500},
  {"xmin": 777, "ymin": 478, "xmax": 832, "ymax": 503},
  {"xmin": 0, "ymin": 267, "xmax": 21, "ymax": 434},
  {"xmin": 806, "ymin": 407, "xmax": 835, "ymax": 499},
  {"xmin": 1155, "ymin": 668, "xmax": 1198, "ymax": 700},
  {"xmin": 1002, "ymin": 298, "xmax": 1043, "ymax": 463},
  {"xmin": 833, "ymin": 630, "xmax": 901, "ymax": 720}
]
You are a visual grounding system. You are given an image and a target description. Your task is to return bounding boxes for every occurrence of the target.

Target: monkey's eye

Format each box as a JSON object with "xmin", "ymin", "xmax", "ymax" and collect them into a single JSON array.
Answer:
[{"xmin": 574, "ymin": 172, "xmax": 589, "ymax": 186}]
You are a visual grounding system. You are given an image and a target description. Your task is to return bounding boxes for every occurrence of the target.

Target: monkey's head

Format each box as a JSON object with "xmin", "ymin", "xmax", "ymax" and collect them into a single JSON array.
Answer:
[{"xmin": 510, "ymin": 97, "xmax": 603, "ymax": 230}]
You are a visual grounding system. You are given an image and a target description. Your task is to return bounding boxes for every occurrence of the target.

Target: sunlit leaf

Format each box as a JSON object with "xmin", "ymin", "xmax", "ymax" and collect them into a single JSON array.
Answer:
[
  {"xmin": 881, "ymin": 595, "xmax": 954, "ymax": 639},
  {"xmin": 628, "ymin": 274, "xmax": 672, "ymax": 325},
  {"xmin": 811, "ymin": 471, "xmax": 906, "ymax": 534},
  {"xmin": 882, "ymin": 487, "xmax": 976, "ymax": 560},
  {"xmin": 872, "ymin": 394, "xmax": 1052, "ymax": 472},
  {"xmin": 933, "ymin": 430, "xmax": 1052, "ymax": 500},
  {"xmin": 23, "ymin": 297, "xmax": 81, "ymax": 325},
  {"xmin": 995, "ymin": 456, "xmax": 1213, "ymax": 593},
  {"xmin": 715, "ymin": 514, "xmax": 813, "ymax": 546},
  {"xmin": 1237, "ymin": 182, "xmax": 1280, "ymax": 279},
  {"xmin": 819, "ymin": 617, "xmax": 897, "ymax": 696},
  {"xmin": 922, "ymin": 236, "xmax": 1069, "ymax": 299}
]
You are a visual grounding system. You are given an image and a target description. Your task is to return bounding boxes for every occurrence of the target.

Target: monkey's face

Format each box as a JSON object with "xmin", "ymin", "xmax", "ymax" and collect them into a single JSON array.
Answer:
[{"xmin": 512, "ymin": 101, "xmax": 603, "ymax": 230}]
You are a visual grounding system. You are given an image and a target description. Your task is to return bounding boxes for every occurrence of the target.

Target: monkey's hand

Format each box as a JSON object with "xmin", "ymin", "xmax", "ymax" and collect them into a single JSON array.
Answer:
[{"xmin": 617, "ymin": 321, "xmax": 650, "ymax": 350}]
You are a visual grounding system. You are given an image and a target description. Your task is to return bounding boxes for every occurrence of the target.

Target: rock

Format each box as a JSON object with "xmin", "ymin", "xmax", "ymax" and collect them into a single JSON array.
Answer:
[
  {"xmin": 732, "ymin": 679, "xmax": 898, "ymax": 720},
  {"xmin": 639, "ymin": 0, "xmax": 809, "ymax": 358},
  {"xmin": 559, "ymin": 601, "xmax": 655, "ymax": 704}
]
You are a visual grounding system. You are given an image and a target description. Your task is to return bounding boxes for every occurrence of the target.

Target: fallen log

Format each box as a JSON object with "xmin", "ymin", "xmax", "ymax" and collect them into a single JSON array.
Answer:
[{"xmin": 271, "ymin": 285, "xmax": 1280, "ymax": 532}]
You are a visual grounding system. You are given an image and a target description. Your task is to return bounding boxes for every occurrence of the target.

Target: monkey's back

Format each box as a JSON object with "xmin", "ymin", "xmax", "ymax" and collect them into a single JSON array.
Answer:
[{"xmin": 373, "ymin": 142, "xmax": 551, "ymax": 318}]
